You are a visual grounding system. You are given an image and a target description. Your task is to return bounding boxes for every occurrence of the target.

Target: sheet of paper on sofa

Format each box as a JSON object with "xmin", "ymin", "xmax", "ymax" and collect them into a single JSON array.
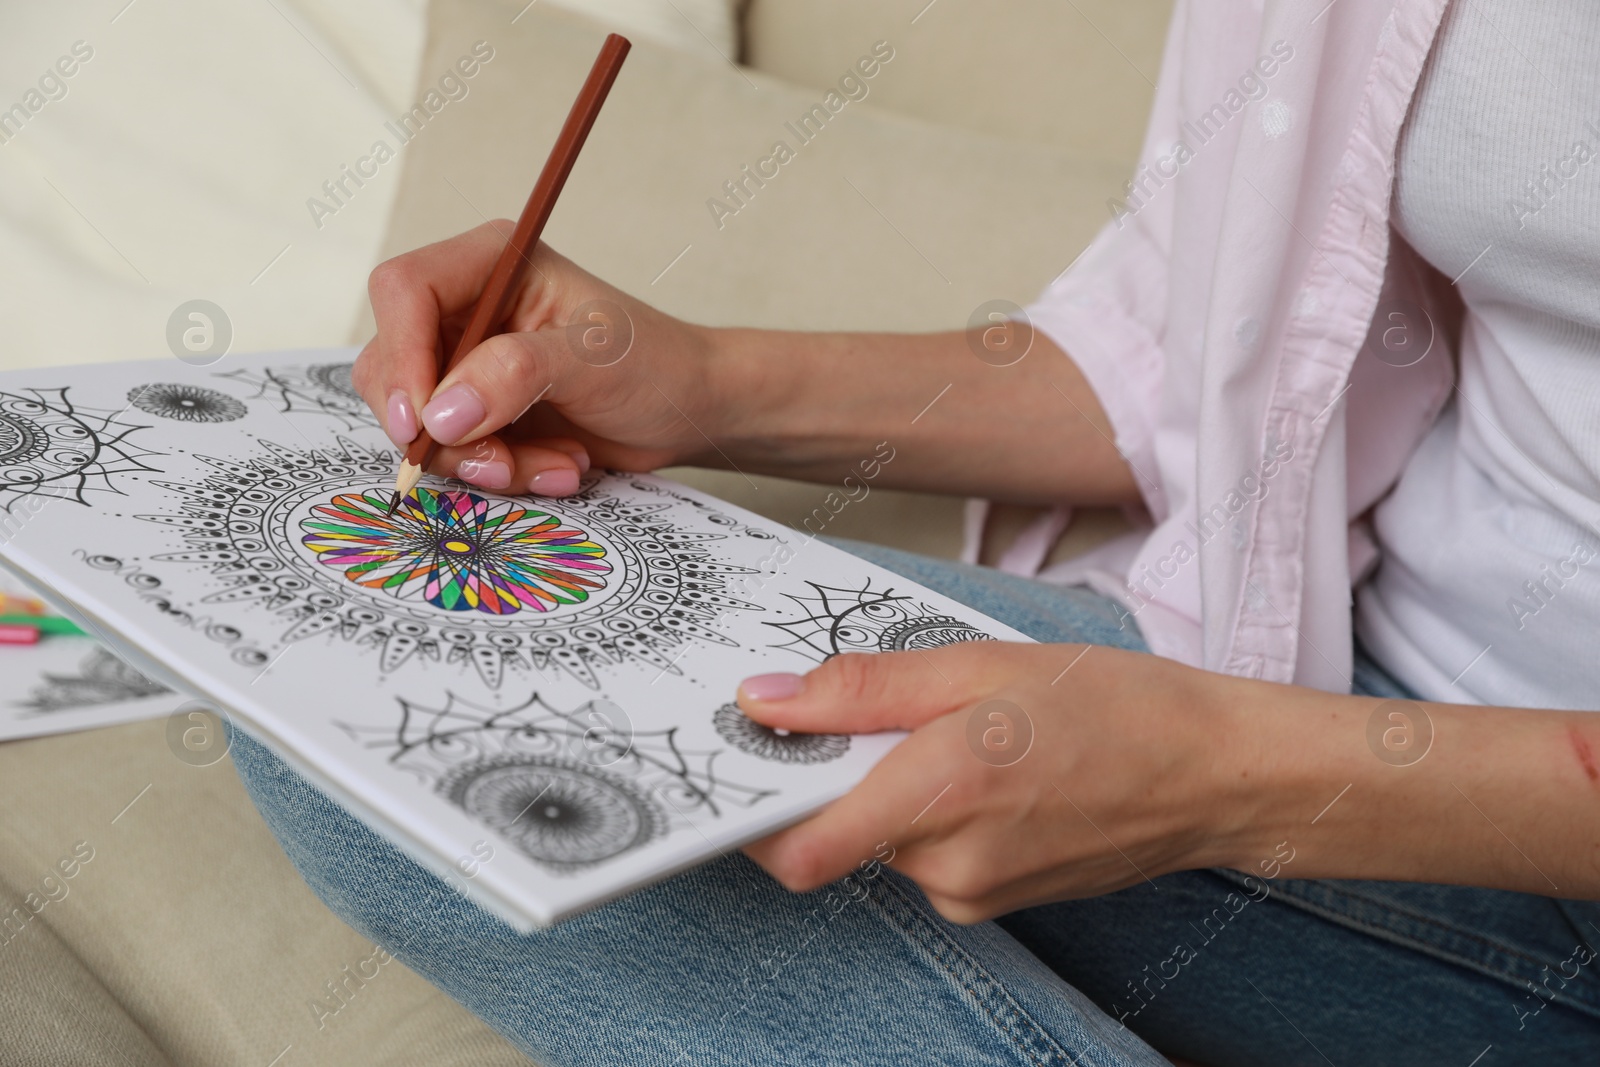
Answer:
[{"xmin": 0, "ymin": 633, "xmax": 175, "ymax": 743}]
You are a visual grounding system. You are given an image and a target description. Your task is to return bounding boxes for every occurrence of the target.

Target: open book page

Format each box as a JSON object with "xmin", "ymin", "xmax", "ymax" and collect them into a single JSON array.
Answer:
[{"xmin": 0, "ymin": 350, "xmax": 1026, "ymax": 926}]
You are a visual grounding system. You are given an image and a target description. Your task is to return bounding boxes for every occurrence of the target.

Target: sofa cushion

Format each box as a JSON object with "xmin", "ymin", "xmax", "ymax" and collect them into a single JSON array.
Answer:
[
  {"xmin": 0, "ymin": 1, "xmax": 429, "ymax": 372},
  {"xmin": 0, "ymin": 718, "xmax": 534, "ymax": 1066},
  {"xmin": 743, "ymin": 0, "xmax": 1172, "ymax": 162},
  {"xmin": 544, "ymin": 0, "xmax": 744, "ymax": 63}
]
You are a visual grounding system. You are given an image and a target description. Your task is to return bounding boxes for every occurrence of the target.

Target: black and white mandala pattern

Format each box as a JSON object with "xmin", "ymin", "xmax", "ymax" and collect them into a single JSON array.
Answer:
[
  {"xmin": 625, "ymin": 478, "xmax": 782, "ymax": 540},
  {"xmin": 135, "ymin": 441, "xmax": 764, "ymax": 688},
  {"xmin": 712, "ymin": 702, "xmax": 849, "ymax": 764},
  {"xmin": 128, "ymin": 383, "xmax": 246, "ymax": 423},
  {"xmin": 340, "ymin": 689, "xmax": 775, "ymax": 871},
  {"xmin": 215, "ymin": 362, "xmax": 376, "ymax": 430},
  {"xmin": 765, "ymin": 580, "xmax": 995, "ymax": 662},
  {"xmin": 304, "ymin": 362, "xmax": 360, "ymax": 403},
  {"xmin": 439, "ymin": 756, "xmax": 666, "ymax": 868},
  {"xmin": 16, "ymin": 646, "xmax": 170, "ymax": 714},
  {"xmin": 0, "ymin": 388, "xmax": 159, "ymax": 513}
]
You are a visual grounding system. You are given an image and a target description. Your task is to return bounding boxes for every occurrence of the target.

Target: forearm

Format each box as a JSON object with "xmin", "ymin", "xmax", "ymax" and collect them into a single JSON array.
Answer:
[
  {"xmin": 1219, "ymin": 678, "xmax": 1600, "ymax": 898},
  {"xmin": 691, "ymin": 326, "xmax": 1142, "ymax": 506}
]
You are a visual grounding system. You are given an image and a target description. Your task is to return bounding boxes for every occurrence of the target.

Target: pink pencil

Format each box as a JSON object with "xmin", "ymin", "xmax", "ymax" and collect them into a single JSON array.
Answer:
[{"xmin": 0, "ymin": 623, "xmax": 41, "ymax": 645}]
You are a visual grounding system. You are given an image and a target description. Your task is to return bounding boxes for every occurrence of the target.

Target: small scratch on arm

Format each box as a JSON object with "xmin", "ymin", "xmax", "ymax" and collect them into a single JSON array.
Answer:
[{"xmin": 1569, "ymin": 726, "xmax": 1600, "ymax": 785}]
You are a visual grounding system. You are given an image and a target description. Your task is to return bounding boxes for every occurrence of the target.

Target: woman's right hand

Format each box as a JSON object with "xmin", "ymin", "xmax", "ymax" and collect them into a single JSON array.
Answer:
[{"xmin": 352, "ymin": 221, "xmax": 733, "ymax": 497}]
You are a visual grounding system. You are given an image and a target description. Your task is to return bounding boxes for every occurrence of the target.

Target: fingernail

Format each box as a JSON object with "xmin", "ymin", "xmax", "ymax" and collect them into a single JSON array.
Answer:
[
  {"xmin": 421, "ymin": 384, "xmax": 486, "ymax": 444},
  {"xmin": 739, "ymin": 673, "xmax": 804, "ymax": 702},
  {"xmin": 552, "ymin": 443, "xmax": 591, "ymax": 473},
  {"xmin": 456, "ymin": 458, "xmax": 511, "ymax": 490},
  {"xmin": 529, "ymin": 468, "xmax": 580, "ymax": 497},
  {"xmin": 385, "ymin": 390, "xmax": 418, "ymax": 446}
]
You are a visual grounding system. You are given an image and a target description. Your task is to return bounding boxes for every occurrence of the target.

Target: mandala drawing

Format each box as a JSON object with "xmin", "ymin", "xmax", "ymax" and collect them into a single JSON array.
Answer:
[
  {"xmin": 127, "ymin": 383, "xmax": 246, "ymax": 423},
  {"xmin": 301, "ymin": 488, "xmax": 612, "ymax": 615},
  {"xmin": 304, "ymin": 362, "xmax": 361, "ymax": 403},
  {"xmin": 341, "ymin": 689, "xmax": 776, "ymax": 872},
  {"xmin": 712, "ymin": 702, "xmax": 849, "ymax": 764},
  {"xmin": 136, "ymin": 442, "xmax": 763, "ymax": 688},
  {"xmin": 215, "ymin": 362, "xmax": 376, "ymax": 430},
  {"xmin": 0, "ymin": 388, "xmax": 159, "ymax": 513},
  {"xmin": 625, "ymin": 478, "xmax": 781, "ymax": 540},
  {"xmin": 16, "ymin": 647, "xmax": 170, "ymax": 714},
  {"xmin": 765, "ymin": 580, "xmax": 995, "ymax": 663},
  {"xmin": 439, "ymin": 756, "xmax": 665, "ymax": 868}
]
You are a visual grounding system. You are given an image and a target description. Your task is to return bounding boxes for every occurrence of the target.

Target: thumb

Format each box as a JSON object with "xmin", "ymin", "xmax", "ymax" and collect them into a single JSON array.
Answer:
[{"xmin": 736, "ymin": 649, "xmax": 987, "ymax": 734}]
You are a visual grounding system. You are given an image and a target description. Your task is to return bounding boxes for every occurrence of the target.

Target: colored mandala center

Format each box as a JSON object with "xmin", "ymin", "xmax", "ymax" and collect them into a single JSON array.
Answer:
[{"xmin": 299, "ymin": 487, "xmax": 612, "ymax": 615}]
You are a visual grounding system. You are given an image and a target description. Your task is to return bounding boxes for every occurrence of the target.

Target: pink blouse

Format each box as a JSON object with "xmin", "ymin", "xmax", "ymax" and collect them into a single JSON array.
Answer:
[{"xmin": 1023, "ymin": 0, "xmax": 1460, "ymax": 693}]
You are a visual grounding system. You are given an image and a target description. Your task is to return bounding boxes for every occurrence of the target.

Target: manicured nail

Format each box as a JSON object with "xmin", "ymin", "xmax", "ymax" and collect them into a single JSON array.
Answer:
[
  {"xmin": 551, "ymin": 443, "xmax": 591, "ymax": 473},
  {"xmin": 529, "ymin": 468, "xmax": 580, "ymax": 497},
  {"xmin": 739, "ymin": 673, "xmax": 804, "ymax": 702},
  {"xmin": 421, "ymin": 384, "xmax": 486, "ymax": 444},
  {"xmin": 385, "ymin": 390, "xmax": 418, "ymax": 446},
  {"xmin": 456, "ymin": 458, "xmax": 510, "ymax": 490}
]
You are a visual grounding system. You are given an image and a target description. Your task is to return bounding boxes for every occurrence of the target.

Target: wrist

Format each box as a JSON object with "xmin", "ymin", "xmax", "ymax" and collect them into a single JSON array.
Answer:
[
  {"xmin": 1188, "ymin": 673, "xmax": 1353, "ymax": 876},
  {"xmin": 694, "ymin": 325, "xmax": 834, "ymax": 466},
  {"xmin": 657, "ymin": 322, "xmax": 770, "ymax": 466}
]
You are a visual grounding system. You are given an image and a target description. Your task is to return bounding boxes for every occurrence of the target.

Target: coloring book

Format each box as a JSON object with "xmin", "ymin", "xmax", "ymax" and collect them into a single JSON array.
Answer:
[{"xmin": 0, "ymin": 351, "xmax": 1026, "ymax": 926}]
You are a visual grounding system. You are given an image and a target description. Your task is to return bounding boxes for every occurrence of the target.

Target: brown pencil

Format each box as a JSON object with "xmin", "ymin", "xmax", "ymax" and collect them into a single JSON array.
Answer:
[{"xmin": 388, "ymin": 32, "xmax": 632, "ymax": 515}]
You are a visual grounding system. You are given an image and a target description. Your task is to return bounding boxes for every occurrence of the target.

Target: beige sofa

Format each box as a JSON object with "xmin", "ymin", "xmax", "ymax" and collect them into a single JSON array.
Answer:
[{"xmin": 0, "ymin": 3, "xmax": 1169, "ymax": 1063}]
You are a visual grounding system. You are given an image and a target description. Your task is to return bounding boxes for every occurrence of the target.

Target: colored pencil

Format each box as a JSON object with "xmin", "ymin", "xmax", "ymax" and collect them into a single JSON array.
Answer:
[
  {"xmin": 0, "ymin": 614, "xmax": 88, "ymax": 636},
  {"xmin": 0, "ymin": 623, "xmax": 40, "ymax": 646},
  {"xmin": 388, "ymin": 33, "xmax": 632, "ymax": 513}
]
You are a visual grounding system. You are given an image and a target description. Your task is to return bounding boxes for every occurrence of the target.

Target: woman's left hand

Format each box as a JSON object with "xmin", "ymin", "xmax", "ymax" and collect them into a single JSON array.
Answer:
[{"xmin": 737, "ymin": 642, "xmax": 1264, "ymax": 923}]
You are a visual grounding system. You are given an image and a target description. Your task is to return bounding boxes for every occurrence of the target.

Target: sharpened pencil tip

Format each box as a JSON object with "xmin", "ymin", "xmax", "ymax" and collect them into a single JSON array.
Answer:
[{"xmin": 386, "ymin": 491, "xmax": 401, "ymax": 516}]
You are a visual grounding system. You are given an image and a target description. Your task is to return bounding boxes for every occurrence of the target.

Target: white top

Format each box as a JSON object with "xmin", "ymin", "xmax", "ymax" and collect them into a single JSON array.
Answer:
[{"xmin": 1357, "ymin": 0, "xmax": 1600, "ymax": 709}]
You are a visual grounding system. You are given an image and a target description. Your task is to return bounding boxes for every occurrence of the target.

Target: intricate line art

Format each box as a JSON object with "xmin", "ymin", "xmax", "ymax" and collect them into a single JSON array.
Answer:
[
  {"xmin": 301, "ymin": 488, "xmax": 612, "ymax": 615},
  {"xmin": 0, "ymin": 389, "xmax": 159, "ymax": 513},
  {"xmin": 765, "ymin": 580, "xmax": 995, "ymax": 662},
  {"xmin": 128, "ymin": 383, "xmax": 246, "ymax": 423},
  {"xmin": 440, "ymin": 756, "xmax": 665, "ymax": 868},
  {"xmin": 215, "ymin": 362, "xmax": 376, "ymax": 430},
  {"xmin": 136, "ymin": 442, "xmax": 764, "ymax": 688},
  {"xmin": 340, "ymin": 689, "xmax": 776, "ymax": 871},
  {"xmin": 712, "ymin": 702, "xmax": 848, "ymax": 764},
  {"xmin": 76, "ymin": 553, "xmax": 274, "ymax": 668},
  {"xmin": 625, "ymin": 477, "xmax": 782, "ymax": 540},
  {"xmin": 304, "ymin": 362, "xmax": 360, "ymax": 403},
  {"xmin": 16, "ymin": 647, "xmax": 170, "ymax": 714}
]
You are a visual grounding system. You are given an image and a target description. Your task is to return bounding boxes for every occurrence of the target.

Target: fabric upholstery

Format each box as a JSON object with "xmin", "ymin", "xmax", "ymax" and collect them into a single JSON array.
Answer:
[
  {"xmin": 744, "ymin": 0, "xmax": 1172, "ymax": 159},
  {"xmin": 0, "ymin": 718, "xmax": 533, "ymax": 1065}
]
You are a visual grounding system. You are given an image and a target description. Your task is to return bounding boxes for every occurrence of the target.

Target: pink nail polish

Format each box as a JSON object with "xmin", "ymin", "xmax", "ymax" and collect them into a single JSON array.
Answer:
[
  {"xmin": 573, "ymin": 449, "xmax": 591, "ymax": 473},
  {"xmin": 421, "ymin": 384, "xmax": 487, "ymax": 444},
  {"xmin": 739, "ymin": 673, "xmax": 804, "ymax": 702},
  {"xmin": 529, "ymin": 468, "xmax": 580, "ymax": 497},
  {"xmin": 456, "ymin": 458, "xmax": 511, "ymax": 490},
  {"xmin": 386, "ymin": 390, "xmax": 418, "ymax": 446}
]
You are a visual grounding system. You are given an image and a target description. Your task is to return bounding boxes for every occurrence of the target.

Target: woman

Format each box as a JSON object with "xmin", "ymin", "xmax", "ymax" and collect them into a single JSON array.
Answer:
[{"xmin": 232, "ymin": 1, "xmax": 1600, "ymax": 1063}]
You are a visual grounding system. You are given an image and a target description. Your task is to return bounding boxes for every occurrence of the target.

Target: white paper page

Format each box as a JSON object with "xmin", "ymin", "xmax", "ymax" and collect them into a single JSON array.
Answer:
[
  {"xmin": 0, "ymin": 636, "xmax": 175, "ymax": 742},
  {"xmin": 0, "ymin": 350, "xmax": 1028, "ymax": 926}
]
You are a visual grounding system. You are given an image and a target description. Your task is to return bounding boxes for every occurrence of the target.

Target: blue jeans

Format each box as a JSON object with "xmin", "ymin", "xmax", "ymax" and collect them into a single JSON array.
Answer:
[{"xmin": 230, "ymin": 540, "xmax": 1600, "ymax": 1066}]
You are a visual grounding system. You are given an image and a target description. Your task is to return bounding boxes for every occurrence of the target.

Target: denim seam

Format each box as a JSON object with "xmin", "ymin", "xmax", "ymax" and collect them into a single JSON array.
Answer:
[
  {"xmin": 872, "ymin": 877, "xmax": 1094, "ymax": 1067},
  {"xmin": 1211, "ymin": 870, "xmax": 1600, "ymax": 1020}
]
